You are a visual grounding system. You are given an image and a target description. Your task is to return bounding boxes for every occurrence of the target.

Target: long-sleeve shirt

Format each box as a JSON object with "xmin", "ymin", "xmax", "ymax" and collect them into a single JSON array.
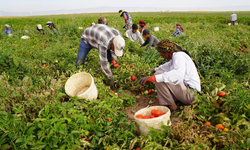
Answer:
[
  {"xmin": 4, "ymin": 28, "xmax": 14, "ymax": 34},
  {"xmin": 230, "ymin": 14, "xmax": 237, "ymax": 21},
  {"xmin": 141, "ymin": 35, "xmax": 159, "ymax": 49},
  {"xmin": 126, "ymin": 29, "xmax": 144, "ymax": 44},
  {"xmin": 154, "ymin": 52, "xmax": 201, "ymax": 92},
  {"xmin": 172, "ymin": 29, "xmax": 183, "ymax": 37},
  {"xmin": 81, "ymin": 24, "xmax": 121, "ymax": 79}
]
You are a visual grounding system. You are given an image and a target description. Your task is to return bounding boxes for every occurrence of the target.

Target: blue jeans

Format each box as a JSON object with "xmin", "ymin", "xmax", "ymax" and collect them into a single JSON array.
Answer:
[{"xmin": 75, "ymin": 39, "xmax": 113, "ymax": 67}]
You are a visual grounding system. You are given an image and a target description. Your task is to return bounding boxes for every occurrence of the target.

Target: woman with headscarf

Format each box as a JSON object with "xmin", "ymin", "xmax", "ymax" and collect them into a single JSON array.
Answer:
[
  {"xmin": 172, "ymin": 23, "xmax": 184, "ymax": 37},
  {"xmin": 118, "ymin": 10, "xmax": 132, "ymax": 32},
  {"xmin": 138, "ymin": 20, "xmax": 147, "ymax": 34},
  {"xmin": 138, "ymin": 38, "xmax": 201, "ymax": 112},
  {"xmin": 3, "ymin": 24, "xmax": 14, "ymax": 35}
]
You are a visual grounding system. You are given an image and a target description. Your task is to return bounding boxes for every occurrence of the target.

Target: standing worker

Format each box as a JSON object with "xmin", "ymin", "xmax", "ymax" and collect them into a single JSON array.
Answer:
[
  {"xmin": 230, "ymin": 12, "xmax": 237, "ymax": 25},
  {"xmin": 75, "ymin": 24, "xmax": 125, "ymax": 90},
  {"xmin": 138, "ymin": 39, "xmax": 201, "ymax": 112},
  {"xmin": 3, "ymin": 24, "xmax": 14, "ymax": 35},
  {"xmin": 118, "ymin": 10, "xmax": 132, "ymax": 32}
]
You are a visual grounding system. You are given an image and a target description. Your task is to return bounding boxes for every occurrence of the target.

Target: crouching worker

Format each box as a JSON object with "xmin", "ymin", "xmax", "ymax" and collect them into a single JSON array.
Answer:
[
  {"xmin": 75, "ymin": 24, "xmax": 125, "ymax": 90},
  {"xmin": 172, "ymin": 23, "xmax": 184, "ymax": 37},
  {"xmin": 140, "ymin": 29, "xmax": 159, "ymax": 50},
  {"xmin": 138, "ymin": 39, "xmax": 201, "ymax": 112},
  {"xmin": 4, "ymin": 24, "xmax": 14, "ymax": 35},
  {"xmin": 37, "ymin": 24, "xmax": 45, "ymax": 35}
]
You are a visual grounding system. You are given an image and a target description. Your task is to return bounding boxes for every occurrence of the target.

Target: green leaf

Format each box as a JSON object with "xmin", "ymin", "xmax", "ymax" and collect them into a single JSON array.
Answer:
[
  {"xmin": 15, "ymin": 137, "xmax": 23, "ymax": 143},
  {"xmin": 247, "ymin": 138, "xmax": 250, "ymax": 148}
]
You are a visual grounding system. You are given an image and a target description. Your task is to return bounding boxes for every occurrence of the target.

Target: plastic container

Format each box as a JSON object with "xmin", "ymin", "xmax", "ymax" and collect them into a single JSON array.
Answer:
[
  {"xmin": 235, "ymin": 23, "xmax": 238, "ymax": 25},
  {"xmin": 21, "ymin": 35, "xmax": 30, "ymax": 39},
  {"xmin": 228, "ymin": 23, "xmax": 231, "ymax": 26},
  {"xmin": 134, "ymin": 106, "xmax": 171, "ymax": 135},
  {"xmin": 153, "ymin": 27, "xmax": 159, "ymax": 32},
  {"xmin": 65, "ymin": 72, "xmax": 98, "ymax": 100}
]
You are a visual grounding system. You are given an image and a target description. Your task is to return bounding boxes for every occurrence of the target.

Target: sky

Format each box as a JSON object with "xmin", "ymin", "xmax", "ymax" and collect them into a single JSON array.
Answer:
[{"xmin": 0, "ymin": 0, "xmax": 250, "ymax": 14}]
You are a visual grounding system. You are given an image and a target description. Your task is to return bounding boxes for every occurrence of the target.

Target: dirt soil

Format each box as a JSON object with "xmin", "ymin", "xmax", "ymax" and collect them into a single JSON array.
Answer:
[{"xmin": 122, "ymin": 90, "xmax": 183, "ymax": 127}]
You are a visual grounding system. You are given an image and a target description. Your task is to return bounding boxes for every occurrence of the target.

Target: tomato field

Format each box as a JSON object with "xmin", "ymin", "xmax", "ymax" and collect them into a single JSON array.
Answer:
[{"xmin": 0, "ymin": 11, "xmax": 250, "ymax": 149}]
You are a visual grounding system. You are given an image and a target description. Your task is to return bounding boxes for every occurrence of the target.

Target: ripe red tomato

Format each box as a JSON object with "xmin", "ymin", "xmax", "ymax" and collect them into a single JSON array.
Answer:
[
  {"xmin": 107, "ymin": 117, "xmax": 111, "ymax": 121},
  {"xmin": 151, "ymin": 109, "xmax": 156, "ymax": 115},
  {"xmin": 136, "ymin": 114, "xmax": 143, "ymax": 119},
  {"xmin": 70, "ymin": 114, "xmax": 73, "ymax": 117},
  {"xmin": 148, "ymin": 89, "xmax": 152, "ymax": 94},
  {"xmin": 112, "ymin": 91, "xmax": 115, "ymax": 94},
  {"xmin": 43, "ymin": 64, "xmax": 47, "ymax": 67},
  {"xmin": 111, "ymin": 60, "xmax": 116, "ymax": 64},
  {"xmin": 218, "ymin": 92, "xmax": 226, "ymax": 97},
  {"xmin": 141, "ymin": 88, "xmax": 144, "ymax": 91},
  {"xmin": 154, "ymin": 110, "xmax": 161, "ymax": 117},
  {"xmin": 130, "ymin": 64, "xmax": 133, "ymax": 68},
  {"xmin": 131, "ymin": 76, "xmax": 136, "ymax": 81},
  {"xmin": 113, "ymin": 64, "xmax": 119, "ymax": 68},
  {"xmin": 135, "ymin": 147, "xmax": 141, "ymax": 150}
]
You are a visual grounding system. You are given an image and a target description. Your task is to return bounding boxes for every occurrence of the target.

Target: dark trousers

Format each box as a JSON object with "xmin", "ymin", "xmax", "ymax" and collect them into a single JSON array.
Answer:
[
  {"xmin": 231, "ymin": 21, "xmax": 235, "ymax": 25},
  {"xmin": 75, "ymin": 39, "xmax": 113, "ymax": 67}
]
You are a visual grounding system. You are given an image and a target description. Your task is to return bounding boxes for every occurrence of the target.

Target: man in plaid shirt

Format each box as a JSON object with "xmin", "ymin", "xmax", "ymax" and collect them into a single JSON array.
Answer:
[{"xmin": 76, "ymin": 24, "xmax": 125, "ymax": 90}]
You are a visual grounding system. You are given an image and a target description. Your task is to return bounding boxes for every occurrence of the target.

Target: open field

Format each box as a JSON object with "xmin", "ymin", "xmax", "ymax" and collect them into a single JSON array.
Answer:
[{"xmin": 0, "ymin": 11, "xmax": 250, "ymax": 149}]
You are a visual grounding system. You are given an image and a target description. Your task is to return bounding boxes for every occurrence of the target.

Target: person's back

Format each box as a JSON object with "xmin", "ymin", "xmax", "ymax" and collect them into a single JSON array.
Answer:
[
  {"xmin": 230, "ymin": 13, "xmax": 237, "ymax": 21},
  {"xmin": 81, "ymin": 24, "xmax": 121, "ymax": 49},
  {"xmin": 230, "ymin": 12, "xmax": 237, "ymax": 25}
]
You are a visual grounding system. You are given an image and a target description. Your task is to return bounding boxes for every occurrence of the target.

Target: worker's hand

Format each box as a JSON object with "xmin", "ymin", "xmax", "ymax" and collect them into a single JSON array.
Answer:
[
  {"xmin": 137, "ymin": 76, "xmax": 156, "ymax": 86},
  {"xmin": 149, "ymin": 69, "xmax": 156, "ymax": 74},
  {"xmin": 109, "ymin": 76, "xmax": 115, "ymax": 90}
]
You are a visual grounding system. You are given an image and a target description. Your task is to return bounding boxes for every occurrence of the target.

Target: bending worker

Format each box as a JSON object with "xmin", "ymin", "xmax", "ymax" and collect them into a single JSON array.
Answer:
[
  {"xmin": 119, "ymin": 10, "xmax": 132, "ymax": 32},
  {"xmin": 75, "ymin": 24, "xmax": 125, "ymax": 90},
  {"xmin": 138, "ymin": 39, "xmax": 201, "ymax": 112}
]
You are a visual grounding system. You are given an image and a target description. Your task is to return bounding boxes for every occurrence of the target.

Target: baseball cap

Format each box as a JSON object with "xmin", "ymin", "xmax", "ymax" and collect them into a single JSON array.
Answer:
[
  {"xmin": 113, "ymin": 36, "xmax": 125, "ymax": 56},
  {"xmin": 142, "ymin": 29, "xmax": 150, "ymax": 35}
]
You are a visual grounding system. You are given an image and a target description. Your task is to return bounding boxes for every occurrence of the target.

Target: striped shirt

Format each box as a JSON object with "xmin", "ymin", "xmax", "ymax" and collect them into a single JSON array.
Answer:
[{"xmin": 81, "ymin": 24, "xmax": 121, "ymax": 79}]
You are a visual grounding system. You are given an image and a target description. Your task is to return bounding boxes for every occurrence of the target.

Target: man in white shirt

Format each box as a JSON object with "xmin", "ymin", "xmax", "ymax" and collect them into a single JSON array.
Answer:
[
  {"xmin": 138, "ymin": 38, "xmax": 201, "ymax": 112},
  {"xmin": 230, "ymin": 12, "xmax": 237, "ymax": 25},
  {"xmin": 126, "ymin": 24, "xmax": 144, "ymax": 45}
]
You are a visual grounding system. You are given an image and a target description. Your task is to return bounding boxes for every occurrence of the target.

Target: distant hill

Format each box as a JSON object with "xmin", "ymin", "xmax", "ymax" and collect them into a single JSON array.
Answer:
[{"xmin": 0, "ymin": 6, "xmax": 250, "ymax": 16}]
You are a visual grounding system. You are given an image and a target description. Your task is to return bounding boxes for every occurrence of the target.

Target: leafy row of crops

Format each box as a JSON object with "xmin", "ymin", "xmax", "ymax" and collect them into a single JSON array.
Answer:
[{"xmin": 0, "ymin": 11, "xmax": 250, "ymax": 149}]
